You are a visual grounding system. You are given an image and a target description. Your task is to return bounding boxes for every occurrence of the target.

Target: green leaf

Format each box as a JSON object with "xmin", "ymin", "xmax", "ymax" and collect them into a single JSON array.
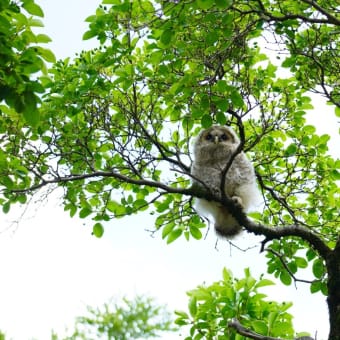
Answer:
[
  {"xmin": 306, "ymin": 248, "xmax": 317, "ymax": 261},
  {"xmin": 189, "ymin": 226, "xmax": 202, "ymax": 240},
  {"xmin": 160, "ymin": 29, "xmax": 173, "ymax": 46},
  {"xmin": 215, "ymin": 99, "xmax": 228, "ymax": 112},
  {"xmin": 335, "ymin": 106, "xmax": 340, "ymax": 117},
  {"xmin": 285, "ymin": 143, "xmax": 297, "ymax": 156},
  {"xmin": 79, "ymin": 207, "xmax": 92, "ymax": 219},
  {"xmin": 216, "ymin": 80, "xmax": 228, "ymax": 92},
  {"xmin": 92, "ymin": 222, "xmax": 104, "ymax": 238},
  {"xmin": 166, "ymin": 229, "xmax": 182, "ymax": 244},
  {"xmin": 162, "ymin": 223, "xmax": 175, "ymax": 239},
  {"xmin": 23, "ymin": 107, "xmax": 40, "ymax": 126},
  {"xmin": 201, "ymin": 114, "xmax": 212, "ymax": 128},
  {"xmin": 3, "ymin": 176, "xmax": 14, "ymax": 189},
  {"xmin": 188, "ymin": 297, "xmax": 197, "ymax": 317},
  {"xmin": 36, "ymin": 47, "xmax": 56, "ymax": 63},
  {"xmin": 22, "ymin": 0, "xmax": 44, "ymax": 17},
  {"xmin": 133, "ymin": 199, "xmax": 148, "ymax": 210},
  {"xmin": 83, "ymin": 30, "xmax": 97, "ymax": 40},
  {"xmin": 215, "ymin": 0, "xmax": 232, "ymax": 9},
  {"xmin": 28, "ymin": 18, "xmax": 44, "ymax": 27},
  {"xmin": 312, "ymin": 258, "xmax": 325, "ymax": 279},
  {"xmin": 279, "ymin": 270, "xmax": 292, "ymax": 286},
  {"xmin": 295, "ymin": 257, "xmax": 308, "ymax": 269},
  {"xmin": 251, "ymin": 320, "xmax": 268, "ymax": 335},
  {"xmin": 230, "ymin": 90, "xmax": 244, "ymax": 108},
  {"xmin": 222, "ymin": 267, "xmax": 232, "ymax": 282},
  {"xmin": 2, "ymin": 202, "xmax": 10, "ymax": 214},
  {"xmin": 216, "ymin": 111, "xmax": 227, "ymax": 125},
  {"xmin": 35, "ymin": 34, "xmax": 52, "ymax": 43},
  {"xmin": 310, "ymin": 280, "xmax": 321, "ymax": 294},
  {"xmin": 197, "ymin": 0, "xmax": 214, "ymax": 10},
  {"xmin": 331, "ymin": 169, "xmax": 340, "ymax": 180},
  {"xmin": 174, "ymin": 310, "xmax": 189, "ymax": 319},
  {"xmin": 255, "ymin": 278, "xmax": 275, "ymax": 288},
  {"xmin": 107, "ymin": 200, "xmax": 118, "ymax": 213}
]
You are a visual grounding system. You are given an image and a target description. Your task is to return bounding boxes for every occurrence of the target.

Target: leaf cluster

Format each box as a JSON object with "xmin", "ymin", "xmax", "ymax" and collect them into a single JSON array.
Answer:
[
  {"xmin": 175, "ymin": 268, "xmax": 313, "ymax": 340},
  {"xmin": 56, "ymin": 295, "xmax": 175, "ymax": 340},
  {"xmin": 0, "ymin": 0, "xmax": 55, "ymax": 125}
]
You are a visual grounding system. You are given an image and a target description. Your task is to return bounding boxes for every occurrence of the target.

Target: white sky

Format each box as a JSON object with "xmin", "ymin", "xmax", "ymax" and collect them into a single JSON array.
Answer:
[{"xmin": 0, "ymin": 1, "xmax": 337, "ymax": 339}]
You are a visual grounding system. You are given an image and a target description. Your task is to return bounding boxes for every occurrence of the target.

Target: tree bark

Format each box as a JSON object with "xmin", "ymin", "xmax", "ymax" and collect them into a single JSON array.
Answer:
[{"xmin": 326, "ymin": 236, "xmax": 340, "ymax": 340}]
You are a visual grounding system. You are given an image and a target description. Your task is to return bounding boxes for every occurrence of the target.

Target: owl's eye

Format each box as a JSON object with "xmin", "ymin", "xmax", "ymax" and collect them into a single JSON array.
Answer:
[
  {"xmin": 206, "ymin": 133, "xmax": 213, "ymax": 141},
  {"xmin": 220, "ymin": 133, "xmax": 228, "ymax": 141}
]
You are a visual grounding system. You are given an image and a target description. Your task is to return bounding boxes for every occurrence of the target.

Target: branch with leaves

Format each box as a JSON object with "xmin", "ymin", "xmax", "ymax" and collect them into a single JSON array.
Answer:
[{"xmin": 228, "ymin": 318, "xmax": 315, "ymax": 340}]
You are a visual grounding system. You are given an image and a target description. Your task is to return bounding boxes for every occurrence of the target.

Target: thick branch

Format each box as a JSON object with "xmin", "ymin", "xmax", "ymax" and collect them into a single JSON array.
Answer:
[
  {"xmin": 326, "ymin": 235, "xmax": 340, "ymax": 339},
  {"xmin": 219, "ymin": 194, "xmax": 332, "ymax": 261}
]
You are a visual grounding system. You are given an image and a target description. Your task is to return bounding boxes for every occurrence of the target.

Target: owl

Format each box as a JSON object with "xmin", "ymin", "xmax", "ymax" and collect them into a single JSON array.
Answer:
[{"xmin": 191, "ymin": 125, "xmax": 259, "ymax": 238}]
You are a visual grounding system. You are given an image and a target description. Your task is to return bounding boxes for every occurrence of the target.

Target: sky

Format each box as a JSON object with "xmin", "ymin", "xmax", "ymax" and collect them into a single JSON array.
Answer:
[{"xmin": 0, "ymin": 1, "xmax": 337, "ymax": 339}]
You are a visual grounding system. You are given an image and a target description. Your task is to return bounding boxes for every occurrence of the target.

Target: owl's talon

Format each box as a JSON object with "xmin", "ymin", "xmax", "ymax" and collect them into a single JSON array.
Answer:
[{"xmin": 231, "ymin": 196, "xmax": 244, "ymax": 209}]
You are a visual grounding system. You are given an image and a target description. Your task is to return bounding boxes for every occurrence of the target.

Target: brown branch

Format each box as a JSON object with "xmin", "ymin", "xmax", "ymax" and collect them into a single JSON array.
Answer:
[
  {"xmin": 255, "ymin": 0, "xmax": 340, "ymax": 26},
  {"xmin": 8, "ymin": 170, "xmax": 332, "ymax": 261},
  {"xmin": 228, "ymin": 318, "xmax": 284, "ymax": 340},
  {"xmin": 300, "ymin": 0, "xmax": 340, "ymax": 26},
  {"xmin": 228, "ymin": 318, "xmax": 315, "ymax": 340},
  {"xmin": 8, "ymin": 170, "xmax": 192, "ymax": 196},
  {"xmin": 219, "ymin": 194, "xmax": 332, "ymax": 261},
  {"xmin": 220, "ymin": 110, "xmax": 246, "ymax": 200}
]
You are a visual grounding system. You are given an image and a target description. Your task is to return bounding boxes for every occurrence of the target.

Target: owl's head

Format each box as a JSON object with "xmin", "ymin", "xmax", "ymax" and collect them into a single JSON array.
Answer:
[{"xmin": 196, "ymin": 125, "xmax": 239, "ymax": 148}]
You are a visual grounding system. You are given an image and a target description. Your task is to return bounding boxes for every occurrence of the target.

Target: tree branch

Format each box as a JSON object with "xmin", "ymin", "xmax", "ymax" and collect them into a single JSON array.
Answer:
[
  {"xmin": 219, "ymin": 194, "xmax": 332, "ymax": 261},
  {"xmin": 8, "ymin": 168, "xmax": 332, "ymax": 261},
  {"xmin": 300, "ymin": 0, "xmax": 340, "ymax": 26},
  {"xmin": 254, "ymin": 0, "xmax": 340, "ymax": 26},
  {"xmin": 266, "ymin": 248, "xmax": 316, "ymax": 285},
  {"xmin": 8, "ymin": 170, "xmax": 192, "ymax": 196},
  {"xmin": 228, "ymin": 318, "xmax": 315, "ymax": 340}
]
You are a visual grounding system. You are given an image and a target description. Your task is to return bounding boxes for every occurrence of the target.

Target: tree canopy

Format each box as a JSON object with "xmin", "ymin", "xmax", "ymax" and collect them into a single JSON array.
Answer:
[
  {"xmin": 0, "ymin": 0, "xmax": 339, "ymax": 339},
  {"xmin": 53, "ymin": 295, "xmax": 175, "ymax": 340}
]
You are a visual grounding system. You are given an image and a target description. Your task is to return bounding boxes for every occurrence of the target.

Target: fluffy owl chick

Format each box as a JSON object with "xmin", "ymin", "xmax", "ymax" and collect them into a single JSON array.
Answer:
[{"xmin": 191, "ymin": 125, "xmax": 259, "ymax": 238}]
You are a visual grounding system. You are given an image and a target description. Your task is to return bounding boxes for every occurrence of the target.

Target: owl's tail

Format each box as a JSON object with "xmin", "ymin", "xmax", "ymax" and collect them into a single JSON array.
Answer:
[
  {"xmin": 194, "ymin": 198, "xmax": 242, "ymax": 238},
  {"xmin": 214, "ymin": 206, "xmax": 242, "ymax": 238}
]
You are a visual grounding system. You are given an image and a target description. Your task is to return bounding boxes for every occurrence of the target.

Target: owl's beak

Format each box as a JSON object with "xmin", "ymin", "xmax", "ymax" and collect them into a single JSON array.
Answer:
[{"xmin": 214, "ymin": 135, "xmax": 219, "ymax": 144}]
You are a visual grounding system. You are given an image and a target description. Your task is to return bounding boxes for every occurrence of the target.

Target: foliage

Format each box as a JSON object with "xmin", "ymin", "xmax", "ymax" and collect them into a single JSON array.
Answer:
[
  {"xmin": 0, "ymin": 0, "xmax": 55, "ymax": 125},
  {"xmin": 54, "ymin": 295, "xmax": 175, "ymax": 340},
  {"xmin": 175, "ymin": 268, "xmax": 313, "ymax": 340},
  {"xmin": 0, "ymin": 0, "xmax": 339, "ymax": 339}
]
